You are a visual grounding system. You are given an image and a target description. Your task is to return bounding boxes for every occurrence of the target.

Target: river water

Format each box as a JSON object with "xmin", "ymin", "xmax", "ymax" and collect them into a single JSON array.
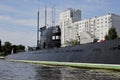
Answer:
[{"xmin": 0, "ymin": 60, "xmax": 120, "ymax": 80}]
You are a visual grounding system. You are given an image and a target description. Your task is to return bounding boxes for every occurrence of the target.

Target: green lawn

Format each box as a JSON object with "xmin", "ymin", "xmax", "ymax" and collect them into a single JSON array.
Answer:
[
  {"xmin": 9, "ymin": 60, "xmax": 120, "ymax": 70},
  {"xmin": 0, "ymin": 56, "xmax": 5, "ymax": 59}
]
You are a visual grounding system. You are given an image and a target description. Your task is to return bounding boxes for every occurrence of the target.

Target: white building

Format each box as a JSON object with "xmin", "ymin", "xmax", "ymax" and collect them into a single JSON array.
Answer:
[
  {"xmin": 59, "ymin": 8, "xmax": 120, "ymax": 47},
  {"xmin": 59, "ymin": 8, "xmax": 81, "ymax": 47}
]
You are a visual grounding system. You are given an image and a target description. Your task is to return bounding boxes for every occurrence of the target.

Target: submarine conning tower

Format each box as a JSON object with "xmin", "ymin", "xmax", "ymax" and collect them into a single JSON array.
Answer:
[{"xmin": 40, "ymin": 25, "xmax": 61, "ymax": 49}]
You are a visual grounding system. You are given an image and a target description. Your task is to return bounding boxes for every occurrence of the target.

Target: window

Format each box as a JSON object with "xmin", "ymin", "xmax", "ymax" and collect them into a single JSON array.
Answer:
[
  {"xmin": 105, "ymin": 25, "xmax": 107, "ymax": 27},
  {"xmin": 56, "ymin": 36, "xmax": 60, "ymax": 39},
  {"xmin": 52, "ymin": 36, "xmax": 55, "ymax": 40},
  {"xmin": 97, "ymin": 33, "xmax": 99, "ymax": 35},
  {"xmin": 97, "ymin": 30, "xmax": 99, "ymax": 31},
  {"xmin": 52, "ymin": 36, "xmax": 60, "ymax": 40},
  {"xmin": 91, "ymin": 31, "xmax": 93, "ymax": 32},
  {"xmin": 91, "ymin": 24, "xmax": 93, "ymax": 26},
  {"xmin": 71, "ymin": 12, "xmax": 73, "ymax": 17}
]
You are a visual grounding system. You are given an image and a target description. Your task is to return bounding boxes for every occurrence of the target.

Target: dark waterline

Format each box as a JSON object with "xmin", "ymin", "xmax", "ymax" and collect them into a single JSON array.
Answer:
[{"xmin": 0, "ymin": 60, "xmax": 120, "ymax": 80}]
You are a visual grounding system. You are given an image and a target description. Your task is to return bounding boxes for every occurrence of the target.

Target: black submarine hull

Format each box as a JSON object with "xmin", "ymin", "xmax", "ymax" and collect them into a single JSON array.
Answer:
[{"xmin": 6, "ymin": 39, "xmax": 120, "ymax": 64}]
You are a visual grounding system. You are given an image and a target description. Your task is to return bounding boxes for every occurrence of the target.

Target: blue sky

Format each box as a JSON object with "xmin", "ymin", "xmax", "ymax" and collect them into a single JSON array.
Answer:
[{"xmin": 0, "ymin": 0, "xmax": 120, "ymax": 47}]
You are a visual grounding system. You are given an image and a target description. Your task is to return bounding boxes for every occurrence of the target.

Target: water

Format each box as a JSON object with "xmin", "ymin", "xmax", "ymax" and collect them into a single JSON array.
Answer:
[{"xmin": 0, "ymin": 60, "xmax": 120, "ymax": 80}]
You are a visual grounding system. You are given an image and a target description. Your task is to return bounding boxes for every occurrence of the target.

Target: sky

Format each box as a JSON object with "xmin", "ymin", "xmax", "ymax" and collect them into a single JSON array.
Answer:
[{"xmin": 0, "ymin": 0, "xmax": 120, "ymax": 47}]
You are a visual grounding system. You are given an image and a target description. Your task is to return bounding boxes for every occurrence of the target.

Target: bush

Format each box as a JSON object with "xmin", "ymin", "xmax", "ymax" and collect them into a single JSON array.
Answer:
[{"xmin": 105, "ymin": 27, "xmax": 118, "ymax": 40}]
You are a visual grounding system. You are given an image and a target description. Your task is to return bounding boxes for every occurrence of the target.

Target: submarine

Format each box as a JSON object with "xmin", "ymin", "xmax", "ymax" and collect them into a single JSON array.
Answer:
[{"xmin": 6, "ymin": 25, "xmax": 120, "ymax": 64}]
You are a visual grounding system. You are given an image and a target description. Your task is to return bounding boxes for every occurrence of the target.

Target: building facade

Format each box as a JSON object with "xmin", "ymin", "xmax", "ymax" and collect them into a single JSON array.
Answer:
[
  {"xmin": 59, "ymin": 8, "xmax": 81, "ymax": 47},
  {"xmin": 59, "ymin": 8, "xmax": 120, "ymax": 47}
]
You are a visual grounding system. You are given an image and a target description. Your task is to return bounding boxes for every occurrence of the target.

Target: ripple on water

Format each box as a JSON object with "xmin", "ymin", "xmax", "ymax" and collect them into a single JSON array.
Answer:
[
  {"xmin": 0, "ymin": 60, "xmax": 120, "ymax": 80},
  {"xmin": 0, "ymin": 60, "xmax": 36, "ymax": 80}
]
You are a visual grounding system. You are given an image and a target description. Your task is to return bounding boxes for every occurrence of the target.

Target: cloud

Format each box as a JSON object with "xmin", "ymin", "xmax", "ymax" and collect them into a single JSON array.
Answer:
[
  {"xmin": 0, "ymin": 15, "xmax": 36, "ymax": 27},
  {"xmin": 86, "ymin": 0, "xmax": 105, "ymax": 3},
  {"xmin": 0, "ymin": 4, "xmax": 17, "ymax": 13},
  {"xmin": 0, "ymin": 4, "xmax": 36, "ymax": 18},
  {"xmin": 0, "ymin": 2, "xmax": 62, "ymax": 27},
  {"xmin": 0, "ymin": 27, "xmax": 36, "ymax": 46},
  {"xmin": 85, "ymin": 0, "xmax": 109, "ymax": 8},
  {"xmin": 0, "ymin": 15, "xmax": 37, "ymax": 46},
  {"xmin": 0, "ymin": 3, "xmax": 60, "ymax": 27}
]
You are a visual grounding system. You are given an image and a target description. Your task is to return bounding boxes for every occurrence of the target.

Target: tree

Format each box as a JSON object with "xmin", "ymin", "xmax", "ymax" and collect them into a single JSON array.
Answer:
[
  {"xmin": 17, "ymin": 45, "xmax": 25, "ymax": 52},
  {"xmin": 105, "ymin": 35, "xmax": 109, "ymax": 40},
  {"xmin": 71, "ymin": 40, "xmax": 79, "ymax": 46},
  {"xmin": 105, "ymin": 27, "xmax": 118, "ymax": 40},
  {"xmin": 0, "ymin": 41, "xmax": 25, "ymax": 56},
  {"xmin": 2, "ymin": 42, "xmax": 12, "ymax": 56},
  {"xmin": 66, "ymin": 39, "xmax": 79, "ymax": 46},
  {"xmin": 12, "ymin": 45, "xmax": 25, "ymax": 53}
]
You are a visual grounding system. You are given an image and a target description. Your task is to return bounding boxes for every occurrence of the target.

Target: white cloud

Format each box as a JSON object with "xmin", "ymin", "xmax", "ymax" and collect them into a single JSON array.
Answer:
[
  {"xmin": 0, "ymin": 4, "xmax": 36, "ymax": 18},
  {"xmin": 0, "ymin": 4, "xmax": 17, "ymax": 13},
  {"xmin": 0, "ymin": 15, "xmax": 36, "ymax": 27},
  {"xmin": 86, "ymin": 0, "xmax": 105, "ymax": 3},
  {"xmin": 0, "ymin": 3, "xmax": 61, "ymax": 27},
  {"xmin": 0, "ymin": 27, "xmax": 36, "ymax": 46}
]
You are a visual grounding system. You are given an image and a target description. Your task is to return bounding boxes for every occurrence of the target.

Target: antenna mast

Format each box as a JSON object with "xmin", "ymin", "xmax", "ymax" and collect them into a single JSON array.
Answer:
[
  {"xmin": 45, "ymin": 5, "xmax": 47, "ymax": 28},
  {"xmin": 51, "ymin": 7, "xmax": 53, "ymax": 27},
  {"xmin": 54, "ymin": 5, "xmax": 56, "ymax": 26},
  {"xmin": 51, "ymin": 5, "xmax": 56, "ymax": 27},
  {"xmin": 37, "ymin": 0, "xmax": 40, "ymax": 47}
]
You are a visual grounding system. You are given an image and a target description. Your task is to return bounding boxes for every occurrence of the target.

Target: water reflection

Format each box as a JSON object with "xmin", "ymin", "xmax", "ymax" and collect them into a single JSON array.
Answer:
[
  {"xmin": 0, "ymin": 60, "xmax": 36, "ymax": 80},
  {"xmin": 35, "ymin": 66, "xmax": 61, "ymax": 80},
  {"xmin": 0, "ymin": 60, "xmax": 120, "ymax": 80},
  {"xmin": 34, "ymin": 65, "xmax": 120, "ymax": 80}
]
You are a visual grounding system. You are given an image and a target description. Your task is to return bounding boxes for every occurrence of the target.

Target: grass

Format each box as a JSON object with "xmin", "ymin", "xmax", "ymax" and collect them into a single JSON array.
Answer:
[
  {"xmin": 8, "ymin": 59, "xmax": 120, "ymax": 71},
  {"xmin": 0, "ymin": 56, "xmax": 5, "ymax": 59}
]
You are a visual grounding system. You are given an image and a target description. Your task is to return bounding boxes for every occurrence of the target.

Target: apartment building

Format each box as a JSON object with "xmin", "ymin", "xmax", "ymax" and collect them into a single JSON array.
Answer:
[
  {"xmin": 59, "ymin": 8, "xmax": 81, "ymax": 47},
  {"xmin": 59, "ymin": 8, "xmax": 120, "ymax": 47}
]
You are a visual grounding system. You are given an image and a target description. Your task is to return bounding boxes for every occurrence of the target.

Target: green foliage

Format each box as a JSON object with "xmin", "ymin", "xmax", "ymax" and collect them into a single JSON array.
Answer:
[
  {"xmin": 105, "ymin": 35, "xmax": 109, "ymax": 40},
  {"xmin": 105, "ymin": 27, "xmax": 118, "ymax": 40},
  {"xmin": 71, "ymin": 40, "xmax": 79, "ymax": 46},
  {"xmin": 0, "ymin": 52, "xmax": 4, "ymax": 56},
  {"xmin": 1, "ymin": 41, "xmax": 25, "ymax": 56},
  {"xmin": 66, "ymin": 39, "xmax": 79, "ymax": 46},
  {"xmin": 12, "ymin": 45, "xmax": 25, "ymax": 53},
  {"xmin": 2, "ymin": 42, "xmax": 12, "ymax": 56}
]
